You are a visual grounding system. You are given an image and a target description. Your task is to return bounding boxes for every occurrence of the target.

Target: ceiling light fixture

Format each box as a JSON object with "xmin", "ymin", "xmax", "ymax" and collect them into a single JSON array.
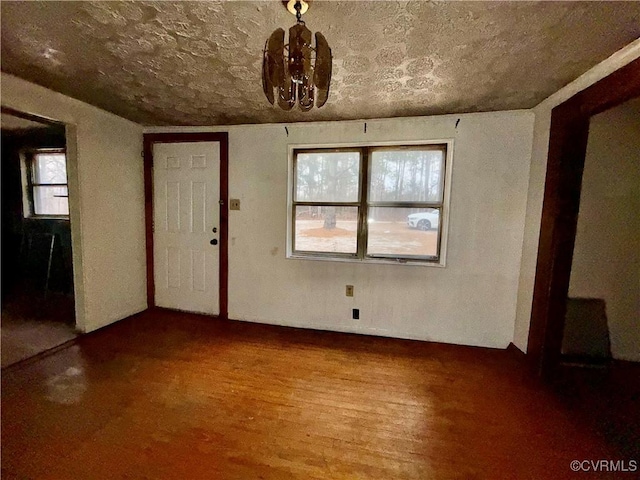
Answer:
[{"xmin": 262, "ymin": 0, "xmax": 332, "ymax": 111}]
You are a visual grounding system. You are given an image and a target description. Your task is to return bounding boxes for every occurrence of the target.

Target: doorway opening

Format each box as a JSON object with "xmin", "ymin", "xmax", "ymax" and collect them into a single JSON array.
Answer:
[
  {"xmin": 527, "ymin": 58, "xmax": 640, "ymax": 377},
  {"xmin": 526, "ymin": 61, "xmax": 640, "ymax": 461},
  {"xmin": 1, "ymin": 108, "xmax": 77, "ymax": 367},
  {"xmin": 564, "ymin": 98, "xmax": 640, "ymax": 366}
]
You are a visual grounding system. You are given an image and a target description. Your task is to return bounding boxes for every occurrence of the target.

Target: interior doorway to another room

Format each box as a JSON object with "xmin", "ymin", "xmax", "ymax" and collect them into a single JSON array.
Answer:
[
  {"xmin": 526, "ymin": 63, "xmax": 640, "ymax": 460},
  {"xmin": 564, "ymin": 98, "xmax": 640, "ymax": 366},
  {"xmin": 528, "ymin": 58, "xmax": 640, "ymax": 377},
  {"xmin": 1, "ymin": 108, "xmax": 77, "ymax": 368}
]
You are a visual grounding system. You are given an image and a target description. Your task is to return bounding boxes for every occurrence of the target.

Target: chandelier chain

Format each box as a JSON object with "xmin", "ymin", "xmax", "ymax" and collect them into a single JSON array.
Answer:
[{"xmin": 294, "ymin": 0, "xmax": 302, "ymax": 23}]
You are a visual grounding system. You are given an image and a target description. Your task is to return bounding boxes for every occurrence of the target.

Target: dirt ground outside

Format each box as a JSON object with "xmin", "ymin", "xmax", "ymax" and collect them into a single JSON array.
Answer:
[{"xmin": 295, "ymin": 220, "xmax": 438, "ymax": 256}]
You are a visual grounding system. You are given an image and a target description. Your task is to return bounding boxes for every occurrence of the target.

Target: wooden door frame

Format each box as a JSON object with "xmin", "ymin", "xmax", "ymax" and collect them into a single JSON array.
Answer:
[
  {"xmin": 143, "ymin": 132, "xmax": 229, "ymax": 320},
  {"xmin": 527, "ymin": 58, "xmax": 640, "ymax": 377},
  {"xmin": 1, "ymin": 106, "xmax": 87, "ymax": 330}
]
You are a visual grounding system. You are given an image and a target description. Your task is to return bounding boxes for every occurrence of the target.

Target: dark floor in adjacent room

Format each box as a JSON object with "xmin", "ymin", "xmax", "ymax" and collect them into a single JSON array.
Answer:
[
  {"xmin": 1, "ymin": 281, "xmax": 77, "ymax": 368},
  {"xmin": 1, "ymin": 309, "xmax": 638, "ymax": 479}
]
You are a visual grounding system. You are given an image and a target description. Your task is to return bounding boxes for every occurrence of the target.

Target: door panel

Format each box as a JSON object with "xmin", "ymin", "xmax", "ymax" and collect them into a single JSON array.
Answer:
[{"xmin": 153, "ymin": 142, "xmax": 220, "ymax": 315}]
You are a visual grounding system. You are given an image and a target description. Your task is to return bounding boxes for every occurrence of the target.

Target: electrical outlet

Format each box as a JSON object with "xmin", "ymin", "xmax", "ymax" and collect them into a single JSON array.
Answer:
[
  {"xmin": 346, "ymin": 285, "xmax": 354, "ymax": 297},
  {"xmin": 352, "ymin": 308, "xmax": 359, "ymax": 320},
  {"xmin": 230, "ymin": 198, "xmax": 240, "ymax": 210}
]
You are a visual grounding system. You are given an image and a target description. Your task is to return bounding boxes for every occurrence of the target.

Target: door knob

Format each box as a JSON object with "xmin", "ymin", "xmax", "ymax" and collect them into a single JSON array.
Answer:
[{"xmin": 210, "ymin": 239, "xmax": 218, "ymax": 245}]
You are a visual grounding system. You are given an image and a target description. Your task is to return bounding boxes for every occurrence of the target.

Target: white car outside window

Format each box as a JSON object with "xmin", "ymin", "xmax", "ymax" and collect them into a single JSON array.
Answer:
[{"xmin": 407, "ymin": 211, "xmax": 439, "ymax": 231}]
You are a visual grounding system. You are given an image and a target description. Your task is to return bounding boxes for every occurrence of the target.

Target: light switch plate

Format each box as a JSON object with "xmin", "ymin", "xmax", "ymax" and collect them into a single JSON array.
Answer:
[{"xmin": 230, "ymin": 199, "xmax": 240, "ymax": 210}]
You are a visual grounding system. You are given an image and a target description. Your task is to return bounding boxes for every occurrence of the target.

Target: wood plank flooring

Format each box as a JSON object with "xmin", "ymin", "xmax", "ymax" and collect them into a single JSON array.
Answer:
[{"xmin": 1, "ymin": 309, "xmax": 635, "ymax": 479}]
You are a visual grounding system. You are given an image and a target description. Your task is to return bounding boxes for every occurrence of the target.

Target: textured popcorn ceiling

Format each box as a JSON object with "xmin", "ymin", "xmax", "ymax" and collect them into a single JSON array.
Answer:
[{"xmin": 1, "ymin": 1, "xmax": 639, "ymax": 126}]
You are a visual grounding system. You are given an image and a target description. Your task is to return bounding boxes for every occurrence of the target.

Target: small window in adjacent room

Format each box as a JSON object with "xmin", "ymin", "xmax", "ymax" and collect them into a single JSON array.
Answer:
[
  {"xmin": 22, "ymin": 149, "xmax": 69, "ymax": 217},
  {"xmin": 289, "ymin": 142, "xmax": 451, "ymax": 264}
]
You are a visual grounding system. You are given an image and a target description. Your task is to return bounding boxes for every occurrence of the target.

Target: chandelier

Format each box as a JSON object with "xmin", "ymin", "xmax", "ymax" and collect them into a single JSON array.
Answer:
[{"xmin": 262, "ymin": 0, "xmax": 332, "ymax": 111}]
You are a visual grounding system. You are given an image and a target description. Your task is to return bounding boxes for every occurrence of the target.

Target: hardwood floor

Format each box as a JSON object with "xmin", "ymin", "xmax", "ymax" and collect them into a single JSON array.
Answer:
[{"xmin": 1, "ymin": 309, "xmax": 635, "ymax": 479}]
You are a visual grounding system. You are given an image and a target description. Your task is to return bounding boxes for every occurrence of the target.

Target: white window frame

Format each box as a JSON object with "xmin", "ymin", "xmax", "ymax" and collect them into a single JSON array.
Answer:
[
  {"xmin": 286, "ymin": 139, "xmax": 454, "ymax": 267},
  {"xmin": 20, "ymin": 148, "xmax": 70, "ymax": 219}
]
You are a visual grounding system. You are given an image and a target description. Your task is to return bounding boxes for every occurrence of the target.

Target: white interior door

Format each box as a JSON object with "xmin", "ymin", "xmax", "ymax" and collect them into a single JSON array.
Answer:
[{"xmin": 153, "ymin": 142, "xmax": 220, "ymax": 315}]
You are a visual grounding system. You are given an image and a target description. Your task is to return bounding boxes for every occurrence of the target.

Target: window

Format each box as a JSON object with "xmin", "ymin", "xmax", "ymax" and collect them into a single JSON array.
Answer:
[
  {"xmin": 289, "ymin": 142, "xmax": 450, "ymax": 264},
  {"xmin": 22, "ymin": 149, "xmax": 69, "ymax": 217}
]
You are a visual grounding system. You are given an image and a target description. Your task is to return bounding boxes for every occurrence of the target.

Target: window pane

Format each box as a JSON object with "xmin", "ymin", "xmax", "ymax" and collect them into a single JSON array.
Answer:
[
  {"xmin": 294, "ymin": 206, "xmax": 357, "ymax": 254},
  {"xmin": 369, "ymin": 149, "xmax": 444, "ymax": 203},
  {"xmin": 34, "ymin": 153, "xmax": 67, "ymax": 184},
  {"xmin": 33, "ymin": 186, "xmax": 69, "ymax": 215},
  {"xmin": 367, "ymin": 207, "xmax": 439, "ymax": 258},
  {"xmin": 295, "ymin": 151, "xmax": 360, "ymax": 202}
]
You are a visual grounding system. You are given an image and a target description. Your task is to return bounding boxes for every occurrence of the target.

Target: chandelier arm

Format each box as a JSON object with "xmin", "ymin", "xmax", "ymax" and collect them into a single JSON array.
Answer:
[
  {"xmin": 277, "ymin": 76, "xmax": 296, "ymax": 111},
  {"xmin": 298, "ymin": 76, "xmax": 314, "ymax": 111}
]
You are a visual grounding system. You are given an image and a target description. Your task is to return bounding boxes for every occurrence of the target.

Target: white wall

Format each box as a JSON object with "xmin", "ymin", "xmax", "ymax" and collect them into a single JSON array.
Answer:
[
  {"xmin": 513, "ymin": 39, "xmax": 640, "ymax": 352},
  {"xmin": 147, "ymin": 110, "xmax": 534, "ymax": 349},
  {"xmin": 568, "ymin": 101, "xmax": 640, "ymax": 361},
  {"xmin": 1, "ymin": 73, "xmax": 147, "ymax": 332}
]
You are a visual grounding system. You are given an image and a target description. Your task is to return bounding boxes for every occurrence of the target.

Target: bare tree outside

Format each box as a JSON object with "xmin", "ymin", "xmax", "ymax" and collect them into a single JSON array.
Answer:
[{"xmin": 293, "ymin": 146, "xmax": 446, "ymax": 259}]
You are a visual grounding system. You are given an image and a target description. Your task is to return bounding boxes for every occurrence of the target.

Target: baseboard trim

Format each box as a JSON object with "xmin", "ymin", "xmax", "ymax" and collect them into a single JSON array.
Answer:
[
  {"xmin": 507, "ymin": 342, "xmax": 527, "ymax": 359},
  {"xmin": 3, "ymin": 310, "xmax": 534, "ymax": 373},
  {"xmin": 227, "ymin": 315, "xmax": 509, "ymax": 350}
]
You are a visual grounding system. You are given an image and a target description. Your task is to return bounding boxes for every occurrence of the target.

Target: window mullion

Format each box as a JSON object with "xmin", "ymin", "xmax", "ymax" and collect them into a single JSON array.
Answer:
[
  {"xmin": 357, "ymin": 147, "xmax": 370, "ymax": 259},
  {"xmin": 293, "ymin": 201, "xmax": 360, "ymax": 207},
  {"xmin": 368, "ymin": 201, "xmax": 443, "ymax": 208},
  {"xmin": 26, "ymin": 152, "xmax": 37, "ymax": 216}
]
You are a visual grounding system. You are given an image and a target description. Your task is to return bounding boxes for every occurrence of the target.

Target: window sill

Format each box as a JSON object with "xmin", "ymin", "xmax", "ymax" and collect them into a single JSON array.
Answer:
[
  {"xmin": 24, "ymin": 216, "xmax": 70, "ymax": 221},
  {"xmin": 286, "ymin": 253, "xmax": 445, "ymax": 268}
]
